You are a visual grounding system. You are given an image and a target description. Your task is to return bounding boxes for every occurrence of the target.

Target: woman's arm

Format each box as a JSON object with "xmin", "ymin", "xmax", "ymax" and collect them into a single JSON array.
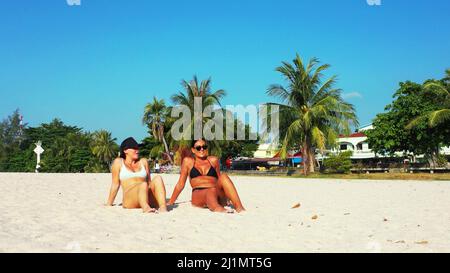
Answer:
[
  {"xmin": 210, "ymin": 156, "xmax": 221, "ymax": 177},
  {"xmin": 142, "ymin": 158, "xmax": 151, "ymax": 182},
  {"xmin": 106, "ymin": 158, "xmax": 121, "ymax": 206},
  {"xmin": 167, "ymin": 157, "xmax": 190, "ymax": 205}
]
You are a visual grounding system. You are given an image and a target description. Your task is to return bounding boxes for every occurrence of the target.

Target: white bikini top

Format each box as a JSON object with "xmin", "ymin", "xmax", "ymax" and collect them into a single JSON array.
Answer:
[{"xmin": 119, "ymin": 159, "xmax": 147, "ymax": 181}]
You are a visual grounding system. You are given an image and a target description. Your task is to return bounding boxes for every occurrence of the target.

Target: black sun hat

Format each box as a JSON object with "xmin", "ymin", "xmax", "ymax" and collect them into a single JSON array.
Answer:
[{"xmin": 120, "ymin": 137, "xmax": 140, "ymax": 158}]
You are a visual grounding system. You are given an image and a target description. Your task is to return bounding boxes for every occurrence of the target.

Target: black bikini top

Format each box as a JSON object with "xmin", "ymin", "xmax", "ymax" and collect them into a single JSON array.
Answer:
[{"xmin": 189, "ymin": 158, "xmax": 218, "ymax": 179}]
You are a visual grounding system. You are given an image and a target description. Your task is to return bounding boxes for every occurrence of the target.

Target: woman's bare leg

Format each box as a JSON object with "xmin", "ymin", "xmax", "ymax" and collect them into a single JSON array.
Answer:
[
  {"xmin": 138, "ymin": 182, "xmax": 155, "ymax": 213},
  {"xmin": 122, "ymin": 182, "xmax": 156, "ymax": 213},
  {"xmin": 205, "ymin": 188, "xmax": 227, "ymax": 212},
  {"xmin": 192, "ymin": 188, "xmax": 227, "ymax": 213},
  {"xmin": 149, "ymin": 175, "xmax": 168, "ymax": 212},
  {"xmin": 217, "ymin": 173, "xmax": 245, "ymax": 212}
]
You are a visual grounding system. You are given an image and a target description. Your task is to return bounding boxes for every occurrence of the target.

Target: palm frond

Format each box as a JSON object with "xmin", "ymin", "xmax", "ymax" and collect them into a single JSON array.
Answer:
[{"xmin": 429, "ymin": 109, "xmax": 450, "ymax": 127}]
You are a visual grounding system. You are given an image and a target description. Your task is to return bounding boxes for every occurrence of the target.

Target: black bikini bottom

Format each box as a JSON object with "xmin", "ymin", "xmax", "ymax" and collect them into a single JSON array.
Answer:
[{"xmin": 192, "ymin": 187, "xmax": 214, "ymax": 192}]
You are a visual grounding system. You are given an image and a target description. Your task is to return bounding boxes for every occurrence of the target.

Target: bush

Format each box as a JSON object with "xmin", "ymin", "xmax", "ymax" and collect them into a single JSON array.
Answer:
[
  {"xmin": 323, "ymin": 151, "xmax": 353, "ymax": 174},
  {"xmin": 436, "ymin": 154, "xmax": 448, "ymax": 168}
]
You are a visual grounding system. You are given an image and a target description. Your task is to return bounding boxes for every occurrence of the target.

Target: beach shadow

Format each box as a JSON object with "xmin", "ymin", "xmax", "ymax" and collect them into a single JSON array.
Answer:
[
  {"xmin": 167, "ymin": 199, "xmax": 192, "ymax": 211},
  {"xmin": 114, "ymin": 200, "xmax": 190, "ymax": 212}
]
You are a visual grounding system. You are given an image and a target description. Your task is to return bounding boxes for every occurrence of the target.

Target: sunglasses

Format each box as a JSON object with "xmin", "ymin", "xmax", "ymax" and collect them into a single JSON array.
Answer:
[{"xmin": 194, "ymin": 145, "xmax": 208, "ymax": 151}]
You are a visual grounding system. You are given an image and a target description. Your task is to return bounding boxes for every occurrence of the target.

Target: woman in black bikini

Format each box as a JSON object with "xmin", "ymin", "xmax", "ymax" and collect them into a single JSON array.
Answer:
[{"xmin": 167, "ymin": 139, "xmax": 245, "ymax": 213}]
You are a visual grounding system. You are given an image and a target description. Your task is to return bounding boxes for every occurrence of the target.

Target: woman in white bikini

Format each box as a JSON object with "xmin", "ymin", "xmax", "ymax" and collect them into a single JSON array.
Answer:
[{"xmin": 105, "ymin": 137, "xmax": 168, "ymax": 213}]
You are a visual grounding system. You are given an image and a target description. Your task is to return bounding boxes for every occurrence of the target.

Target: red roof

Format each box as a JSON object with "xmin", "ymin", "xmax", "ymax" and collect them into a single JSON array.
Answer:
[{"xmin": 338, "ymin": 132, "xmax": 366, "ymax": 138}]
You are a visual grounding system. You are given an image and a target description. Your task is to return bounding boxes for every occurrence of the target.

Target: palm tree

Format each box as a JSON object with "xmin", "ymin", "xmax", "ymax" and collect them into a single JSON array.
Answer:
[
  {"xmin": 407, "ymin": 69, "xmax": 450, "ymax": 129},
  {"xmin": 170, "ymin": 76, "xmax": 226, "ymax": 157},
  {"xmin": 142, "ymin": 97, "xmax": 173, "ymax": 164},
  {"xmin": 267, "ymin": 54, "xmax": 358, "ymax": 174},
  {"xmin": 91, "ymin": 130, "xmax": 118, "ymax": 167}
]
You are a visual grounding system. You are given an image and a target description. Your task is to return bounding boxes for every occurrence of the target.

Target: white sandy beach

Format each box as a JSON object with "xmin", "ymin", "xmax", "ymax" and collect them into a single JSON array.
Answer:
[{"xmin": 0, "ymin": 173, "xmax": 449, "ymax": 253}]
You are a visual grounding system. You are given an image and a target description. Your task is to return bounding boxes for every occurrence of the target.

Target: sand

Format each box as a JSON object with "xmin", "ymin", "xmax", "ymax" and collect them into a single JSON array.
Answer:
[{"xmin": 0, "ymin": 172, "xmax": 449, "ymax": 253}]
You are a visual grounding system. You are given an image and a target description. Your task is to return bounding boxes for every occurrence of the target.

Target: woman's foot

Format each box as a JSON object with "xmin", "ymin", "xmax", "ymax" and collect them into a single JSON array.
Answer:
[
  {"xmin": 158, "ymin": 206, "xmax": 168, "ymax": 213},
  {"xmin": 224, "ymin": 199, "xmax": 245, "ymax": 213},
  {"xmin": 142, "ymin": 206, "xmax": 157, "ymax": 213},
  {"xmin": 214, "ymin": 206, "xmax": 234, "ymax": 213}
]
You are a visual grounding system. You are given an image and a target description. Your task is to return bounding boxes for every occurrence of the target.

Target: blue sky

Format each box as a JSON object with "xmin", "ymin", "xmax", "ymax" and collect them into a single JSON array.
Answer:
[{"xmin": 1, "ymin": 0, "xmax": 449, "ymax": 143}]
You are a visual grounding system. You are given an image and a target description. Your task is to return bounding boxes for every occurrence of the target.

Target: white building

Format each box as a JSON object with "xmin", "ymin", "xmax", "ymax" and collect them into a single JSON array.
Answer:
[
  {"xmin": 253, "ymin": 124, "xmax": 450, "ymax": 162},
  {"xmin": 320, "ymin": 124, "xmax": 450, "ymax": 160},
  {"xmin": 253, "ymin": 142, "xmax": 279, "ymax": 158}
]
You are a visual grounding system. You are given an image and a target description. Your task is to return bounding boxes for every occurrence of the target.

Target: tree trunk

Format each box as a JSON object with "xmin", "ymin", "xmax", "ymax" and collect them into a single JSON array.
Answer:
[
  {"xmin": 161, "ymin": 134, "xmax": 174, "ymax": 164},
  {"xmin": 308, "ymin": 149, "xmax": 316, "ymax": 173},
  {"xmin": 430, "ymin": 147, "xmax": 440, "ymax": 170},
  {"xmin": 426, "ymin": 148, "xmax": 439, "ymax": 170},
  {"xmin": 302, "ymin": 141, "xmax": 308, "ymax": 175}
]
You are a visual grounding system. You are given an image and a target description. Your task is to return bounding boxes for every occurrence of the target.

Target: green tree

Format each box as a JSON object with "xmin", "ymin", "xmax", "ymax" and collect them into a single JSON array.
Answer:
[
  {"xmin": 41, "ymin": 131, "xmax": 92, "ymax": 173},
  {"xmin": 323, "ymin": 151, "xmax": 353, "ymax": 174},
  {"xmin": 217, "ymin": 118, "xmax": 259, "ymax": 162},
  {"xmin": 0, "ymin": 109, "xmax": 27, "ymax": 171},
  {"xmin": 22, "ymin": 119, "xmax": 97, "ymax": 173},
  {"xmin": 0, "ymin": 114, "xmax": 118, "ymax": 173},
  {"xmin": 140, "ymin": 135, "xmax": 165, "ymax": 160},
  {"xmin": 0, "ymin": 109, "xmax": 25, "ymax": 146},
  {"xmin": 267, "ymin": 54, "xmax": 358, "ymax": 174},
  {"xmin": 366, "ymin": 80, "xmax": 450, "ymax": 167},
  {"xmin": 170, "ymin": 76, "xmax": 226, "ymax": 157},
  {"xmin": 0, "ymin": 141, "xmax": 4, "ymax": 163},
  {"xmin": 90, "ymin": 130, "xmax": 119, "ymax": 169},
  {"xmin": 84, "ymin": 158, "xmax": 107, "ymax": 173},
  {"xmin": 143, "ymin": 97, "xmax": 173, "ymax": 163},
  {"xmin": 407, "ymin": 69, "xmax": 450, "ymax": 128}
]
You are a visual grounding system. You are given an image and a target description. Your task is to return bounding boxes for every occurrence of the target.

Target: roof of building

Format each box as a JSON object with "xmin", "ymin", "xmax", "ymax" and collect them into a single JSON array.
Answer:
[{"xmin": 338, "ymin": 132, "xmax": 367, "ymax": 138}]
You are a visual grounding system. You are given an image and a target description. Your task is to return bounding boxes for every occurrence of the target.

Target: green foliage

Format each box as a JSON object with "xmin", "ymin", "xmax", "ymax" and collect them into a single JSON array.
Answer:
[
  {"xmin": 143, "ymin": 78, "xmax": 260, "ymax": 164},
  {"xmin": 90, "ymin": 130, "xmax": 119, "ymax": 168},
  {"xmin": 366, "ymin": 77, "xmax": 450, "ymax": 160},
  {"xmin": 323, "ymin": 151, "xmax": 353, "ymax": 174},
  {"xmin": 0, "ymin": 109, "xmax": 25, "ymax": 147},
  {"xmin": 266, "ymin": 53, "xmax": 358, "ymax": 173},
  {"xmin": 143, "ymin": 97, "xmax": 173, "ymax": 163},
  {"xmin": 217, "ymin": 121, "xmax": 259, "ymax": 162},
  {"xmin": 0, "ymin": 109, "xmax": 27, "ymax": 171},
  {"xmin": 84, "ymin": 157, "xmax": 108, "ymax": 173},
  {"xmin": 32, "ymin": 125, "xmax": 93, "ymax": 173},
  {"xmin": 141, "ymin": 95, "xmax": 259, "ymax": 164},
  {"xmin": 436, "ymin": 154, "xmax": 448, "ymax": 168},
  {"xmin": 169, "ymin": 76, "xmax": 226, "ymax": 155},
  {"xmin": 140, "ymin": 136, "xmax": 165, "ymax": 159},
  {"xmin": 202, "ymin": 110, "xmax": 260, "ymax": 160},
  {"xmin": 406, "ymin": 70, "xmax": 450, "ymax": 128},
  {"xmin": 0, "ymin": 112, "xmax": 118, "ymax": 173}
]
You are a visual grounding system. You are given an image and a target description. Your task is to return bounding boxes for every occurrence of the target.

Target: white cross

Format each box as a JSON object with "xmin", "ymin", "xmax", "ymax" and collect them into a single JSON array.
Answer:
[{"xmin": 34, "ymin": 141, "xmax": 44, "ymax": 173}]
